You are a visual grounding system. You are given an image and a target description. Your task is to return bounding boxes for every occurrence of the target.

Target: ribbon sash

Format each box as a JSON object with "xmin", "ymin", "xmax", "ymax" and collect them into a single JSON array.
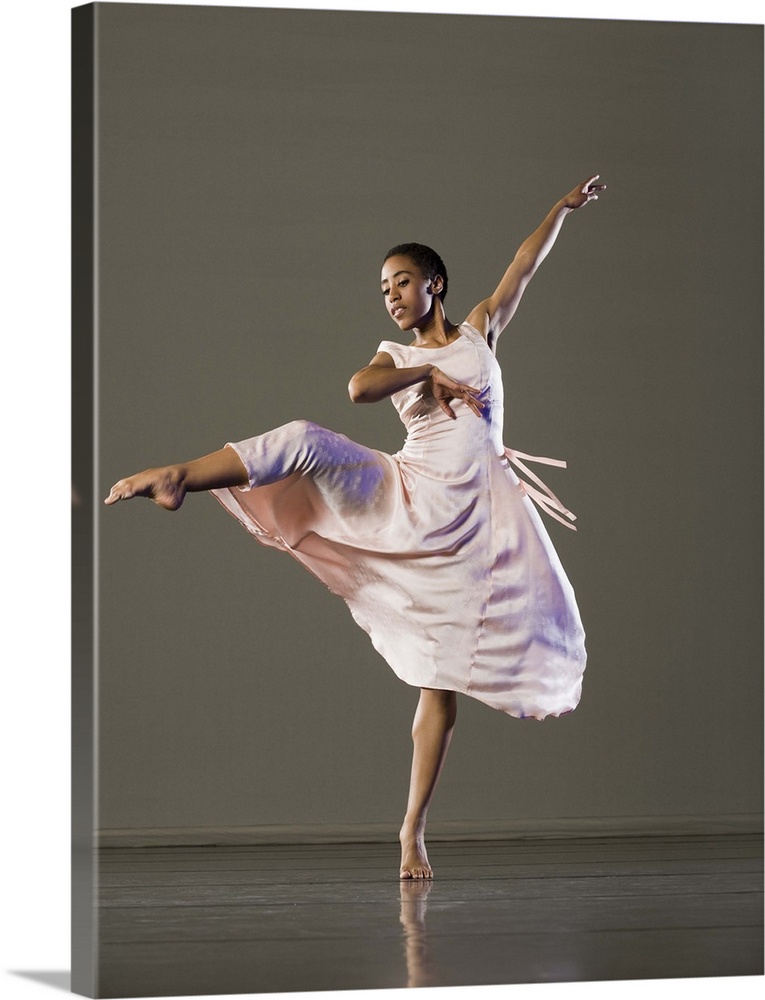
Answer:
[{"xmin": 503, "ymin": 447, "xmax": 577, "ymax": 531}]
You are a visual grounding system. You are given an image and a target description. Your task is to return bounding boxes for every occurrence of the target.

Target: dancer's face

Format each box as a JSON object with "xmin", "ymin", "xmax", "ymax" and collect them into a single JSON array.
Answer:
[{"xmin": 380, "ymin": 255, "xmax": 440, "ymax": 330}]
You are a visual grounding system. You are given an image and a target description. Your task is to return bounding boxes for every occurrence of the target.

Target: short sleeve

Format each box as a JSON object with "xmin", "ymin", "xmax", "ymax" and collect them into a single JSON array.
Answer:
[{"xmin": 376, "ymin": 340, "xmax": 406, "ymax": 367}]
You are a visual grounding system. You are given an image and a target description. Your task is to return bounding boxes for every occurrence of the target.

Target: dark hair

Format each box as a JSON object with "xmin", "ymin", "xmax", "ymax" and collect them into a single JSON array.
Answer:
[{"xmin": 383, "ymin": 242, "xmax": 448, "ymax": 301}]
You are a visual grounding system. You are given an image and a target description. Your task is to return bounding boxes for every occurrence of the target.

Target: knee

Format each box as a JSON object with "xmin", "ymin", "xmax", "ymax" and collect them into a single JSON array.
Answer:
[
  {"xmin": 283, "ymin": 420, "xmax": 359, "ymax": 480},
  {"xmin": 413, "ymin": 688, "xmax": 458, "ymax": 737},
  {"xmin": 282, "ymin": 419, "xmax": 325, "ymax": 465},
  {"xmin": 426, "ymin": 688, "xmax": 457, "ymax": 710},
  {"xmin": 284, "ymin": 418, "xmax": 320, "ymax": 440},
  {"xmin": 286, "ymin": 419, "xmax": 333, "ymax": 452}
]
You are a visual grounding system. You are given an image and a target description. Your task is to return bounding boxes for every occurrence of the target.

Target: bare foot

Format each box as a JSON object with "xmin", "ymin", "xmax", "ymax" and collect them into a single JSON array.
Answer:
[
  {"xmin": 399, "ymin": 823, "xmax": 433, "ymax": 880},
  {"xmin": 104, "ymin": 466, "xmax": 187, "ymax": 510}
]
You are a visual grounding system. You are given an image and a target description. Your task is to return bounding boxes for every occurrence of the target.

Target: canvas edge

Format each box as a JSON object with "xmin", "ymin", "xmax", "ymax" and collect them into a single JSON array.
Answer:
[{"xmin": 72, "ymin": 2, "xmax": 98, "ymax": 997}]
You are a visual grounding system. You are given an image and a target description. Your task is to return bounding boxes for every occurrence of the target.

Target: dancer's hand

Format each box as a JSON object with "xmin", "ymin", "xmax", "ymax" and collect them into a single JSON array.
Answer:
[
  {"xmin": 430, "ymin": 367, "xmax": 485, "ymax": 420},
  {"xmin": 563, "ymin": 174, "xmax": 606, "ymax": 210}
]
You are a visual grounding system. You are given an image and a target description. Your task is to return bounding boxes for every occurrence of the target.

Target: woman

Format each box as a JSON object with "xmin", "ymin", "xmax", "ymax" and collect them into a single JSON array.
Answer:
[{"xmin": 105, "ymin": 175, "xmax": 605, "ymax": 879}]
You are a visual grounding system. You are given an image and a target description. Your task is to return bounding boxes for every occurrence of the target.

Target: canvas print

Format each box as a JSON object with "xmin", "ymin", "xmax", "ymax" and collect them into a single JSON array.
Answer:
[{"xmin": 72, "ymin": 2, "xmax": 763, "ymax": 997}]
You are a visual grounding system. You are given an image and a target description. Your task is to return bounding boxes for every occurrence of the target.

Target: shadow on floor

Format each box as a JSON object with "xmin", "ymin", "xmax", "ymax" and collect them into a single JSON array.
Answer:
[{"xmin": 10, "ymin": 971, "xmax": 71, "ymax": 993}]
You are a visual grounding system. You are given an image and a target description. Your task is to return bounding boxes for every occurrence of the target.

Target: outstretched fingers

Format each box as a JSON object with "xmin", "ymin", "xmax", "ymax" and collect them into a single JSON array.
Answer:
[
  {"xmin": 435, "ymin": 386, "xmax": 484, "ymax": 420},
  {"xmin": 564, "ymin": 174, "xmax": 607, "ymax": 210},
  {"xmin": 431, "ymin": 368, "xmax": 485, "ymax": 420},
  {"xmin": 436, "ymin": 398, "xmax": 457, "ymax": 420},
  {"xmin": 581, "ymin": 174, "xmax": 607, "ymax": 202},
  {"xmin": 461, "ymin": 385, "xmax": 485, "ymax": 417}
]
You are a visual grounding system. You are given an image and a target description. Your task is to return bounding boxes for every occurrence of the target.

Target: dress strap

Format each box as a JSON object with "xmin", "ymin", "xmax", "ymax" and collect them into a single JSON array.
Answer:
[{"xmin": 503, "ymin": 447, "xmax": 577, "ymax": 531}]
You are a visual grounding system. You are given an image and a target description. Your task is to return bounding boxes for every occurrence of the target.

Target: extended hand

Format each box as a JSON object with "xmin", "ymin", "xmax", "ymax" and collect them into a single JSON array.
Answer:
[
  {"xmin": 430, "ymin": 367, "xmax": 485, "ymax": 420},
  {"xmin": 563, "ymin": 174, "xmax": 606, "ymax": 210}
]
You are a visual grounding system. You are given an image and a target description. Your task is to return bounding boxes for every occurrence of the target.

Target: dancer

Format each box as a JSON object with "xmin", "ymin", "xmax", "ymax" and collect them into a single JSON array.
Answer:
[{"xmin": 105, "ymin": 175, "xmax": 605, "ymax": 879}]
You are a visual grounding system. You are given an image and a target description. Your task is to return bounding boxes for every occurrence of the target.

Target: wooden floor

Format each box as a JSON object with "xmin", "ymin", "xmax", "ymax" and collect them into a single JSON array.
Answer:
[{"xmin": 95, "ymin": 834, "xmax": 763, "ymax": 998}]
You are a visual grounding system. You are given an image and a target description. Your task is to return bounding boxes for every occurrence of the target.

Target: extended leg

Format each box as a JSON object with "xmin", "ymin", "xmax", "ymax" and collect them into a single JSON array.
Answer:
[
  {"xmin": 399, "ymin": 687, "xmax": 457, "ymax": 880},
  {"xmin": 104, "ymin": 420, "xmax": 388, "ymax": 512},
  {"xmin": 104, "ymin": 447, "xmax": 249, "ymax": 509}
]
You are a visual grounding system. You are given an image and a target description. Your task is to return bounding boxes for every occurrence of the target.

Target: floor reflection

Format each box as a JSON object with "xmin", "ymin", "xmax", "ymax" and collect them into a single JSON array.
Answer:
[
  {"xmin": 399, "ymin": 879, "xmax": 439, "ymax": 987},
  {"xmin": 94, "ymin": 837, "xmax": 762, "ymax": 996}
]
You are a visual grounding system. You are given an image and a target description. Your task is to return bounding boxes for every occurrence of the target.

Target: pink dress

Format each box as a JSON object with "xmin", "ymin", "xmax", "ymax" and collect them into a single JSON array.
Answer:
[{"xmin": 211, "ymin": 322, "xmax": 586, "ymax": 720}]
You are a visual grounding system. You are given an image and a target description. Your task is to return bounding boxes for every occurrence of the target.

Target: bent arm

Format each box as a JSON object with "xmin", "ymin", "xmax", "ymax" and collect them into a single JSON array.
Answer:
[
  {"xmin": 466, "ymin": 175, "xmax": 605, "ymax": 347},
  {"xmin": 349, "ymin": 352, "xmax": 485, "ymax": 419},
  {"xmin": 348, "ymin": 352, "xmax": 435, "ymax": 403}
]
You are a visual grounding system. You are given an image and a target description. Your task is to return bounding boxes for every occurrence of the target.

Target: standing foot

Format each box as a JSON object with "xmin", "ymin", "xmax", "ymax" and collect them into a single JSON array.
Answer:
[
  {"xmin": 104, "ymin": 466, "xmax": 187, "ymax": 509},
  {"xmin": 399, "ymin": 822, "xmax": 433, "ymax": 880}
]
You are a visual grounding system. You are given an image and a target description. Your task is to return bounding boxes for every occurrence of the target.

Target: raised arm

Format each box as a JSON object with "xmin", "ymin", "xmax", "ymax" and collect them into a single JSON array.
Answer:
[{"xmin": 465, "ymin": 175, "xmax": 605, "ymax": 349}]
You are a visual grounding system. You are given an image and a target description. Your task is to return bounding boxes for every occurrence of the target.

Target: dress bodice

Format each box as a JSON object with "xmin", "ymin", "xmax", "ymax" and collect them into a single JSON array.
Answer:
[{"xmin": 377, "ymin": 323, "xmax": 506, "ymax": 474}]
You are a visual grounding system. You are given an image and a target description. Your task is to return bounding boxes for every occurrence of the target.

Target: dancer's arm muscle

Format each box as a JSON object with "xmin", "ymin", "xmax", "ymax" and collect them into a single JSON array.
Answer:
[
  {"xmin": 348, "ymin": 353, "xmax": 436, "ymax": 404},
  {"xmin": 466, "ymin": 175, "xmax": 605, "ymax": 349},
  {"xmin": 349, "ymin": 353, "xmax": 484, "ymax": 419}
]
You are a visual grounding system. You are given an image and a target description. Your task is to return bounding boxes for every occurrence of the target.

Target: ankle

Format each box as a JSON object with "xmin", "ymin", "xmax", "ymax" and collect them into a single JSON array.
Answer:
[
  {"xmin": 400, "ymin": 816, "xmax": 426, "ymax": 839},
  {"xmin": 167, "ymin": 463, "xmax": 188, "ymax": 491}
]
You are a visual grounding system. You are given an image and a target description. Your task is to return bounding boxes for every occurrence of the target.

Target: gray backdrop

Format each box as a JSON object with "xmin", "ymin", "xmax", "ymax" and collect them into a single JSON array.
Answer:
[{"xmin": 91, "ymin": 2, "xmax": 762, "ymax": 839}]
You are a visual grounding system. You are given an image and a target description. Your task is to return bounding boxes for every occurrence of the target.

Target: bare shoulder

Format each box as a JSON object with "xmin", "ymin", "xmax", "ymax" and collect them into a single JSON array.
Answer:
[{"xmin": 463, "ymin": 302, "xmax": 491, "ymax": 340}]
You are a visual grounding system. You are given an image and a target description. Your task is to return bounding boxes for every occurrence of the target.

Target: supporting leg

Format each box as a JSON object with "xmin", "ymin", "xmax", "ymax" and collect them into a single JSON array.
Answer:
[
  {"xmin": 399, "ymin": 687, "xmax": 457, "ymax": 880},
  {"xmin": 104, "ymin": 447, "xmax": 249, "ymax": 509}
]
